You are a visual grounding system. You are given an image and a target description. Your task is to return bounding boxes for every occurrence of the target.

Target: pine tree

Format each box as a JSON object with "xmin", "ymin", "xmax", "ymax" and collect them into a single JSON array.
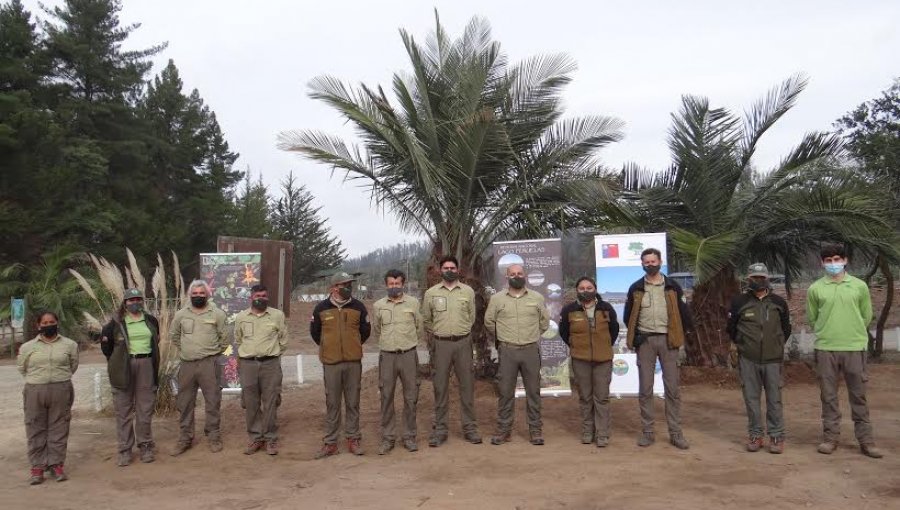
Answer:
[{"xmin": 229, "ymin": 172, "xmax": 272, "ymax": 239}]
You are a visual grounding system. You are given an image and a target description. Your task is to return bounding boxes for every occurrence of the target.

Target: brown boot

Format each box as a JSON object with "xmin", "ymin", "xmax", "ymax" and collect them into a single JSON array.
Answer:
[
  {"xmin": 314, "ymin": 443, "xmax": 339, "ymax": 459},
  {"xmin": 817, "ymin": 441, "xmax": 837, "ymax": 455},
  {"xmin": 244, "ymin": 440, "xmax": 265, "ymax": 455},
  {"xmin": 347, "ymin": 438, "xmax": 364, "ymax": 456},
  {"xmin": 860, "ymin": 444, "xmax": 884, "ymax": 459},
  {"xmin": 746, "ymin": 435, "xmax": 764, "ymax": 452},
  {"xmin": 29, "ymin": 467, "xmax": 44, "ymax": 485},
  {"xmin": 529, "ymin": 430, "xmax": 545, "ymax": 446},
  {"xmin": 51, "ymin": 464, "xmax": 68, "ymax": 482},
  {"xmin": 170, "ymin": 440, "xmax": 192, "ymax": 457},
  {"xmin": 768, "ymin": 437, "xmax": 784, "ymax": 454},
  {"xmin": 139, "ymin": 443, "xmax": 155, "ymax": 463},
  {"xmin": 266, "ymin": 440, "xmax": 279, "ymax": 456}
]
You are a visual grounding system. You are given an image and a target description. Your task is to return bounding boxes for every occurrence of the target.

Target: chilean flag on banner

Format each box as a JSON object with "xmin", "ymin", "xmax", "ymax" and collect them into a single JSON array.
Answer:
[{"xmin": 601, "ymin": 244, "xmax": 619, "ymax": 258}]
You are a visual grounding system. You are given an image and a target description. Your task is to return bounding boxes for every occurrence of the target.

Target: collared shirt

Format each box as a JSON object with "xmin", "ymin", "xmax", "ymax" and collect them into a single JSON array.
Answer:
[
  {"xmin": 373, "ymin": 294, "xmax": 423, "ymax": 352},
  {"xmin": 234, "ymin": 307, "xmax": 288, "ymax": 358},
  {"xmin": 171, "ymin": 305, "xmax": 228, "ymax": 361},
  {"xmin": 807, "ymin": 273, "xmax": 873, "ymax": 351},
  {"xmin": 484, "ymin": 288, "xmax": 550, "ymax": 345},
  {"xmin": 17, "ymin": 335, "xmax": 79, "ymax": 384},
  {"xmin": 421, "ymin": 282, "xmax": 476, "ymax": 336},
  {"xmin": 637, "ymin": 279, "xmax": 668, "ymax": 334},
  {"xmin": 125, "ymin": 313, "xmax": 152, "ymax": 354}
]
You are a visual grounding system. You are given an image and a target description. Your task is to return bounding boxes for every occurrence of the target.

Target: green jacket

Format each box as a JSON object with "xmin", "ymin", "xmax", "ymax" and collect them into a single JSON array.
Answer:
[{"xmin": 727, "ymin": 291, "xmax": 791, "ymax": 364}]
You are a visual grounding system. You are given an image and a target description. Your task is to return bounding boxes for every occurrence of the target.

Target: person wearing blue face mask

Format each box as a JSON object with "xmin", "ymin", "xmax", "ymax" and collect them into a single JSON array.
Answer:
[{"xmin": 807, "ymin": 243, "xmax": 883, "ymax": 459}]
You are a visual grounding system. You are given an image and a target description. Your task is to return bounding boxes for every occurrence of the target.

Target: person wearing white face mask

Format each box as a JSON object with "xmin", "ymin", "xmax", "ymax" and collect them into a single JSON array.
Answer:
[{"xmin": 807, "ymin": 243, "xmax": 883, "ymax": 459}]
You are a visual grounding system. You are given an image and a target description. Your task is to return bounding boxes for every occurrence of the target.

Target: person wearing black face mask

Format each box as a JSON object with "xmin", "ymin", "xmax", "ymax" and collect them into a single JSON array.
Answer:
[
  {"xmin": 18, "ymin": 311, "xmax": 78, "ymax": 484},
  {"xmin": 622, "ymin": 248, "xmax": 693, "ymax": 450},
  {"xmin": 559, "ymin": 277, "xmax": 619, "ymax": 447},
  {"xmin": 234, "ymin": 284, "xmax": 288, "ymax": 456},
  {"xmin": 310, "ymin": 272, "xmax": 371, "ymax": 458},
  {"xmin": 170, "ymin": 280, "xmax": 228, "ymax": 457},
  {"xmin": 100, "ymin": 288, "xmax": 161, "ymax": 467},
  {"xmin": 726, "ymin": 263, "xmax": 791, "ymax": 454}
]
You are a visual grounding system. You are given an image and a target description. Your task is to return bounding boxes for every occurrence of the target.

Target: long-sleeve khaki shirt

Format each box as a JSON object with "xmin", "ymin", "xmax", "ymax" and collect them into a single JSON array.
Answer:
[
  {"xmin": 484, "ymin": 288, "xmax": 550, "ymax": 345},
  {"xmin": 17, "ymin": 335, "xmax": 79, "ymax": 384},
  {"xmin": 373, "ymin": 294, "xmax": 423, "ymax": 351},
  {"xmin": 170, "ymin": 305, "xmax": 228, "ymax": 361},
  {"xmin": 421, "ymin": 282, "xmax": 475, "ymax": 336},
  {"xmin": 234, "ymin": 307, "xmax": 288, "ymax": 358}
]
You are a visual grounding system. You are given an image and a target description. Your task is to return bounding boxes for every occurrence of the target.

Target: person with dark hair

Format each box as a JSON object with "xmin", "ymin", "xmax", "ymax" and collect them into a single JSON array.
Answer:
[
  {"xmin": 421, "ymin": 256, "xmax": 482, "ymax": 447},
  {"xmin": 726, "ymin": 263, "xmax": 791, "ymax": 454},
  {"xmin": 234, "ymin": 284, "xmax": 288, "ymax": 456},
  {"xmin": 17, "ymin": 311, "xmax": 78, "ymax": 484},
  {"xmin": 807, "ymin": 244, "xmax": 883, "ymax": 458},
  {"xmin": 100, "ymin": 288, "xmax": 161, "ymax": 467},
  {"xmin": 311, "ymin": 272, "xmax": 371, "ymax": 458},
  {"xmin": 623, "ymin": 249, "xmax": 693, "ymax": 450},
  {"xmin": 372, "ymin": 269, "xmax": 423, "ymax": 454},
  {"xmin": 559, "ymin": 277, "xmax": 619, "ymax": 447}
]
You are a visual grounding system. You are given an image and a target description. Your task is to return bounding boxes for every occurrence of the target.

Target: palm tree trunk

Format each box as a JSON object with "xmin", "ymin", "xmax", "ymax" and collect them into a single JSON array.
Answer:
[{"xmin": 685, "ymin": 268, "xmax": 740, "ymax": 367}]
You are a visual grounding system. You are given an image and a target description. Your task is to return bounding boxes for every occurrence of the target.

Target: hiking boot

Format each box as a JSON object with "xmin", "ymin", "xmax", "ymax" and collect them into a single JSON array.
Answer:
[
  {"xmin": 378, "ymin": 439, "xmax": 395, "ymax": 455},
  {"xmin": 529, "ymin": 430, "xmax": 545, "ymax": 446},
  {"xmin": 170, "ymin": 441, "xmax": 192, "ymax": 457},
  {"xmin": 860, "ymin": 444, "xmax": 884, "ymax": 459},
  {"xmin": 464, "ymin": 431, "xmax": 483, "ymax": 444},
  {"xmin": 29, "ymin": 467, "xmax": 44, "ymax": 485},
  {"xmin": 266, "ymin": 440, "xmax": 279, "ymax": 456},
  {"xmin": 596, "ymin": 437, "xmax": 609, "ymax": 448},
  {"xmin": 314, "ymin": 443, "xmax": 339, "ymax": 459},
  {"xmin": 581, "ymin": 431, "xmax": 594, "ymax": 444},
  {"xmin": 817, "ymin": 441, "xmax": 837, "ymax": 455},
  {"xmin": 428, "ymin": 433, "xmax": 447, "ymax": 448},
  {"xmin": 347, "ymin": 438, "xmax": 364, "ymax": 456},
  {"xmin": 244, "ymin": 440, "xmax": 265, "ymax": 455},
  {"xmin": 491, "ymin": 432, "xmax": 511, "ymax": 445},
  {"xmin": 403, "ymin": 438, "xmax": 418, "ymax": 452},
  {"xmin": 768, "ymin": 437, "xmax": 784, "ymax": 454},
  {"xmin": 637, "ymin": 432, "xmax": 655, "ymax": 447},
  {"xmin": 208, "ymin": 439, "xmax": 223, "ymax": 453},
  {"xmin": 669, "ymin": 434, "xmax": 690, "ymax": 450},
  {"xmin": 51, "ymin": 464, "xmax": 68, "ymax": 482},
  {"xmin": 139, "ymin": 443, "xmax": 155, "ymax": 463},
  {"xmin": 117, "ymin": 451, "xmax": 131, "ymax": 467},
  {"xmin": 746, "ymin": 436, "xmax": 764, "ymax": 453}
]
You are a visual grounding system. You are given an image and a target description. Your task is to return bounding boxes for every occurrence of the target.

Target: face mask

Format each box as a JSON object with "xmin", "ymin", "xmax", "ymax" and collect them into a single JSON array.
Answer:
[
  {"xmin": 642, "ymin": 265, "xmax": 660, "ymax": 275},
  {"xmin": 191, "ymin": 296, "xmax": 208, "ymax": 308},
  {"xmin": 577, "ymin": 291, "xmax": 595, "ymax": 303},
  {"xmin": 442, "ymin": 270, "xmax": 459, "ymax": 282},
  {"xmin": 508, "ymin": 276, "xmax": 526, "ymax": 289},
  {"xmin": 387, "ymin": 287, "xmax": 403, "ymax": 299},
  {"xmin": 824, "ymin": 263, "xmax": 845, "ymax": 276},
  {"xmin": 252, "ymin": 298, "xmax": 268, "ymax": 311},
  {"xmin": 338, "ymin": 286, "xmax": 352, "ymax": 300},
  {"xmin": 747, "ymin": 280, "xmax": 769, "ymax": 292},
  {"xmin": 40, "ymin": 325, "xmax": 59, "ymax": 338},
  {"xmin": 126, "ymin": 303, "xmax": 143, "ymax": 314}
]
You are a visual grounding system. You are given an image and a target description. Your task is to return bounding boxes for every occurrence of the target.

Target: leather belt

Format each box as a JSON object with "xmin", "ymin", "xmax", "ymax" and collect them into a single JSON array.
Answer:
[
  {"xmin": 382, "ymin": 346, "xmax": 417, "ymax": 354},
  {"xmin": 434, "ymin": 334, "xmax": 467, "ymax": 342},
  {"xmin": 240, "ymin": 355, "xmax": 278, "ymax": 362},
  {"xmin": 129, "ymin": 353, "xmax": 151, "ymax": 359}
]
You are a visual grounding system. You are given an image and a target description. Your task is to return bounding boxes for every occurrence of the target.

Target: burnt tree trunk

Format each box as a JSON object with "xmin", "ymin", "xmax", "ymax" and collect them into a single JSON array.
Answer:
[{"xmin": 685, "ymin": 268, "xmax": 740, "ymax": 367}]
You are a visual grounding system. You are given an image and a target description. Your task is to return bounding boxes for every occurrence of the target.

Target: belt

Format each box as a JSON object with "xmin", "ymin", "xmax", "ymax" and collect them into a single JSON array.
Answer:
[
  {"xmin": 240, "ymin": 355, "xmax": 278, "ymax": 362},
  {"xmin": 129, "ymin": 353, "xmax": 152, "ymax": 359},
  {"xmin": 500, "ymin": 341, "xmax": 538, "ymax": 349},
  {"xmin": 434, "ymin": 334, "xmax": 467, "ymax": 342},
  {"xmin": 381, "ymin": 346, "xmax": 417, "ymax": 354}
]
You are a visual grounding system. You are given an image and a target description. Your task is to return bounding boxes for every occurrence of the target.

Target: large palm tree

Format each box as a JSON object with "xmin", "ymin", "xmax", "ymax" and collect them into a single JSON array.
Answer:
[
  {"xmin": 622, "ymin": 75, "xmax": 898, "ymax": 367},
  {"xmin": 279, "ymin": 13, "xmax": 623, "ymax": 373}
]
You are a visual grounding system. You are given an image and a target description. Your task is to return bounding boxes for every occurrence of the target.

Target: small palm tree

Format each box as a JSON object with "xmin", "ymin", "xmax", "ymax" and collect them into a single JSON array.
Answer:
[{"xmin": 621, "ymin": 75, "xmax": 898, "ymax": 366}]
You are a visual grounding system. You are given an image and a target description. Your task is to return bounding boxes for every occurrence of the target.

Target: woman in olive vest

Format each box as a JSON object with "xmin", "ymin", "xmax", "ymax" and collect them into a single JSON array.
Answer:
[
  {"xmin": 17, "ymin": 311, "xmax": 79, "ymax": 484},
  {"xmin": 100, "ymin": 288, "xmax": 160, "ymax": 467}
]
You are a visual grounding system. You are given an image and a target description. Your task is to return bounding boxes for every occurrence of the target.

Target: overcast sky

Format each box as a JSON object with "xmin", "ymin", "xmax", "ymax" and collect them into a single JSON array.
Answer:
[{"xmin": 25, "ymin": 0, "xmax": 900, "ymax": 257}]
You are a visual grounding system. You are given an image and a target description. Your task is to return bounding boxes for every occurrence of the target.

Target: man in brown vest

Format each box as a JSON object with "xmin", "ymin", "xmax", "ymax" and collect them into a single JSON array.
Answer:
[{"xmin": 310, "ymin": 272, "xmax": 371, "ymax": 458}]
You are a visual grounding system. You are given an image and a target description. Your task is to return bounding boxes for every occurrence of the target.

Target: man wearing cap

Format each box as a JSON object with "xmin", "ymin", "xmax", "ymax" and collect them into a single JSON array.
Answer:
[
  {"xmin": 485, "ymin": 263, "xmax": 550, "ymax": 446},
  {"xmin": 170, "ymin": 280, "xmax": 228, "ymax": 456},
  {"xmin": 726, "ymin": 263, "xmax": 791, "ymax": 454},
  {"xmin": 372, "ymin": 269, "xmax": 423, "ymax": 455},
  {"xmin": 421, "ymin": 255, "xmax": 483, "ymax": 447},
  {"xmin": 234, "ymin": 284, "xmax": 287, "ymax": 456},
  {"xmin": 310, "ymin": 272, "xmax": 371, "ymax": 458}
]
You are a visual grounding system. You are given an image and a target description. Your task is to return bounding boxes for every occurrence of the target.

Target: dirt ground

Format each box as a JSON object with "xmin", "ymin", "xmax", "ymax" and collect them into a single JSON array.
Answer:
[{"xmin": 1, "ymin": 360, "xmax": 899, "ymax": 510}]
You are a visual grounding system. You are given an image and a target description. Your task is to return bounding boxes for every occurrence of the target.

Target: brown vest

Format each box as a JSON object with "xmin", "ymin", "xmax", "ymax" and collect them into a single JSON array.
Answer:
[
  {"xmin": 567, "ymin": 308, "xmax": 614, "ymax": 362},
  {"xmin": 318, "ymin": 306, "xmax": 364, "ymax": 364}
]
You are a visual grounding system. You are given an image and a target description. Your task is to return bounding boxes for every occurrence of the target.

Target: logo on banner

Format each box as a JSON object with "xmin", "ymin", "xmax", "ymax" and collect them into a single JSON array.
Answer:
[
  {"xmin": 612, "ymin": 358, "xmax": 629, "ymax": 376},
  {"xmin": 601, "ymin": 244, "xmax": 619, "ymax": 259}
]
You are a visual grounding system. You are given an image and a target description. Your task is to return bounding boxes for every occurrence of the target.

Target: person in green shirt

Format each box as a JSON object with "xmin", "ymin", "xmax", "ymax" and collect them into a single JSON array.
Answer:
[
  {"xmin": 17, "ymin": 311, "xmax": 78, "ymax": 485},
  {"xmin": 807, "ymin": 243, "xmax": 883, "ymax": 459}
]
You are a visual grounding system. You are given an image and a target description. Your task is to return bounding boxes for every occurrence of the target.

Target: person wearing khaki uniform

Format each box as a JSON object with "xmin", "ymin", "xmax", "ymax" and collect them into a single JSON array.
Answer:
[
  {"xmin": 311, "ymin": 272, "xmax": 372, "ymax": 459},
  {"xmin": 234, "ymin": 284, "xmax": 288, "ymax": 456},
  {"xmin": 170, "ymin": 280, "xmax": 228, "ymax": 456},
  {"xmin": 421, "ymin": 255, "xmax": 482, "ymax": 446},
  {"xmin": 623, "ymin": 248, "xmax": 693, "ymax": 450},
  {"xmin": 100, "ymin": 288, "xmax": 161, "ymax": 467},
  {"xmin": 17, "ymin": 312, "xmax": 78, "ymax": 485},
  {"xmin": 373, "ymin": 269, "xmax": 423, "ymax": 455},
  {"xmin": 559, "ymin": 277, "xmax": 619, "ymax": 447},
  {"xmin": 485, "ymin": 264, "xmax": 550, "ymax": 446}
]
